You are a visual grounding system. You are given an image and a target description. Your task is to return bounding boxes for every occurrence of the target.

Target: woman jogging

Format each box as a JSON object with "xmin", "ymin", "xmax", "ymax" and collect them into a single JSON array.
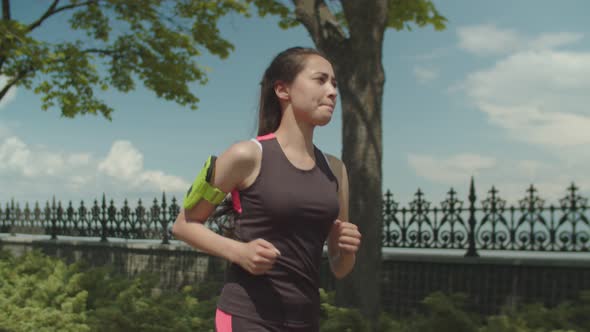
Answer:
[{"xmin": 172, "ymin": 46, "xmax": 361, "ymax": 331}]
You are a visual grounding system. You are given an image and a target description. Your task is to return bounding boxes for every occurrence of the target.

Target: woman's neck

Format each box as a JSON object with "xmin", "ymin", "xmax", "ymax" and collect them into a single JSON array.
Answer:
[{"xmin": 274, "ymin": 110, "xmax": 315, "ymax": 157}]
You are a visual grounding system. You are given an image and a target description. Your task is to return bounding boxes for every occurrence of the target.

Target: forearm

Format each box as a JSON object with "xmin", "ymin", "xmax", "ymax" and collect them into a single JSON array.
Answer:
[
  {"xmin": 329, "ymin": 250, "xmax": 356, "ymax": 279},
  {"xmin": 172, "ymin": 212, "xmax": 242, "ymax": 263}
]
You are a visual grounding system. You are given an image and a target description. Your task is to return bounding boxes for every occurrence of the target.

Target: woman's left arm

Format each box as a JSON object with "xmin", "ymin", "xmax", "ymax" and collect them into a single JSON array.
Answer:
[{"xmin": 326, "ymin": 156, "xmax": 361, "ymax": 279}]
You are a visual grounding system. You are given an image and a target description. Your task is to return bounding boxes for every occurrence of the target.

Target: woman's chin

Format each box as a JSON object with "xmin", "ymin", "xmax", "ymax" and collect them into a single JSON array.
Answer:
[{"xmin": 315, "ymin": 118, "xmax": 332, "ymax": 127}]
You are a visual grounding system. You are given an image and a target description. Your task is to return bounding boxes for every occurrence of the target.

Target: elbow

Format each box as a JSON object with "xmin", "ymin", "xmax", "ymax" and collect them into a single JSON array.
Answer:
[
  {"xmin": 171, "ymin": 222, "xmax": 179, "ymax": 238},
  {"xmin": 329, "ymin": 253, "xmax": 356, "ymax": 279},
  {"xmin": 171, "ymin": 214, "xmax": 185, "ymax": 239},
  {"xmin": 330, "ymin": 262, "xmax": 350, "ymax": 279}
]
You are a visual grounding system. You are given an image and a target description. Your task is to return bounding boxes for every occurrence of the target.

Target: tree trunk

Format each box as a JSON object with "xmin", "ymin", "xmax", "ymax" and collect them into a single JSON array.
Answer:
[
  {"xmin": 2, "ymin": 0, "xmax": 10, "ymax": 20},
  {"xmin": 332, "ymin": 49, "xmax": 385, "ymax": 324},
  {"xmin": 292, "ymin": 0, "xmax": 387, "ymax": 326}
]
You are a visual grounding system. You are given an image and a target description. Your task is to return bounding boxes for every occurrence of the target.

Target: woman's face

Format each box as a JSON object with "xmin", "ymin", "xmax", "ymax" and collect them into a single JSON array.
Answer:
[{"xmin": 286, "ymin": 55, "xmax": 338, "ymax": 126}]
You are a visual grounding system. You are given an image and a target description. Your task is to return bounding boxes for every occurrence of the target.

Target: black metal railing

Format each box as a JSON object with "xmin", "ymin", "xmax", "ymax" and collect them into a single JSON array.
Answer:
[
  {"xmin": 0, "ymin": 193, "xmax": 181, "ymax": 244},
  {"xmin": 2, "ymin": 178, "xmax": 589, "ymax": 256},
  {"xmin": 382, "ymin": 178, "xmax": 589, "ymax": 255}
]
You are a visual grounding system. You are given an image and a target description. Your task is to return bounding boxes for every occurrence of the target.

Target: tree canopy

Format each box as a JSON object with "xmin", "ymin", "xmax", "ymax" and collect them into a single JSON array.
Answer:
[
  {"xmin": 0, "ymin": 0, "xmax": 291, "ymax": 119},
  {"xmin": 0, "ymin": 0, "xmax": 444, "ymax": 119}
]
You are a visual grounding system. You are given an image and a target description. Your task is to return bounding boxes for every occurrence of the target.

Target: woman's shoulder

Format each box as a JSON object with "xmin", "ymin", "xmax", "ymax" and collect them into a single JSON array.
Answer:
[
  {"xmin": 322, "ymin": 153, "xmax": 347, "ymax": 182},
  {"xmin": 219, "ymin": 140, "xmax": 262, "ymax": 169},
  {"xmin": 323, "ymin": 153, "xmax": 345, "ymax": 171}
]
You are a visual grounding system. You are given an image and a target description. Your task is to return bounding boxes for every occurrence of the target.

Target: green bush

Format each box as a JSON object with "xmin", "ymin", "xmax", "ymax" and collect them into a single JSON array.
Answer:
[
  {"xmin": 401, "ymin": 292, "xmax": 481, "ymax": 332},
  {"xmin": 319, "ymin": 289, "xmax": 370, "ymax": 332},
  {"xmin": 81, "ymin": 268, "xmax": 217, "ymax": 332},
  {"xmin": 0, "ymin": 250, "xmax": 588, "ymax": 332},
  {"xmin": 318, "ymin": 286, "xmax": 590, "ymax": 332},
  {"xmin": 0, "ymin": 250, "xmax": 89, "ymax": 332},
  {"xmin": 479, "ymin": 292, "xmax": 590, "ymax": 332},
  {"xmin": 0, "ymin": 250, "xmax": 217, "ymax": 332}
]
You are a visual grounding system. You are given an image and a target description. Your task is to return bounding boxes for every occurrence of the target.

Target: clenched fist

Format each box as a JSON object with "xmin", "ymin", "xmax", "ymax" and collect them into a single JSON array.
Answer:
[
  {"xmin": 236, "ymin": 238, "xmax": 281, "ymax": 275},
  {"xmin": 330, "ymin": 219, "xmax": 361, "ymax": 255}
]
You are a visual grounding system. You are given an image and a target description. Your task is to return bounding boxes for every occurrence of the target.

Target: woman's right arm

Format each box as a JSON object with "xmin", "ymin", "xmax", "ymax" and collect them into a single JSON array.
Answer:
[{"xmin": 172, "ymin": 141, "xmax": 280, "ymax": 275}]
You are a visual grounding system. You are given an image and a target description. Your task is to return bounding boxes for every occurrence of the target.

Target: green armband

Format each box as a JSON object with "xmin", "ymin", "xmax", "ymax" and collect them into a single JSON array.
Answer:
[{"xmin": 183, "ymin": 156, "xmax": 227, "ymax": 209}]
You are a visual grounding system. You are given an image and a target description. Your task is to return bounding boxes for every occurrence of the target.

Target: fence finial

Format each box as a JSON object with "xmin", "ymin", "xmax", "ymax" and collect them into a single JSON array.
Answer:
[{"xmin": 465, "ymin": 176, "xmax": 479, "ymax": 257}]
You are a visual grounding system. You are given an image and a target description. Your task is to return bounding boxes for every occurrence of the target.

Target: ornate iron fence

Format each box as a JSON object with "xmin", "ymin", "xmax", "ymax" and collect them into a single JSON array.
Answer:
[
  {"xmin": 382, "ymin": 179, "xmax": 589, "ymax": 255},
  {"xmin": 0, "ymin": 193, "xmax": 181, "ymax": 244},
  {"xmin": 2, "ymin": 178, "xmax": 589, "ymax": 256}
]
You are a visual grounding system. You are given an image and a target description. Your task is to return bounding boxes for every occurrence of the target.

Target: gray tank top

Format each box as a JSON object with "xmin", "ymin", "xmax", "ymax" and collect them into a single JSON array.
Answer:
[{"xmin": 217, "ymin": 134, "xmax": 340, "ymax": 330}]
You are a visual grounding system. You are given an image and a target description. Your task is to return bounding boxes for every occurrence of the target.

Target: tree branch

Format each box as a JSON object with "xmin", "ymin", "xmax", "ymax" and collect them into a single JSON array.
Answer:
[
  {"xmin": 82, "ymin": 48, "xmax": 116, "ymax": 56},
  {"xmin": 0, "ymin": 46, "xmax": 118, "ymax": 103},
  {"xmin": 340, "ymin": 0, "xmax": 387, "ymax": 48},
  {"xmin": 292, "ymin": 0, "xmax": 319, "ymax": 43},
  {"xmin": 0, "ymin": 66, "xmax": 32, "ymax": 101},
  {"xmin": 291, "ymin": 0, "xmax": 346, "ymax": 48},
  {"xmin": 1, "ymin": 0, "xmax": 12, "ymax": 73},
  {"xmin": 84, "ymin": 47, "xmax": 132, "ymax": 64},
  {"xmin": 2, "ymin": 0, "xmax": 10, "ymax": 20},
  {"xmin": 27, "ymin": 0, "xmax": 59, "ymax": 32},
  {"xmin": 27, "ymin": 0, "xmax": 100, "ymax": 32}
]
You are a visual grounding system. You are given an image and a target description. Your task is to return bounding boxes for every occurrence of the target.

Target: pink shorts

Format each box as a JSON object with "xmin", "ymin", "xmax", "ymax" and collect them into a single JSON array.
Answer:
[{"xmin": 215, "ymin": 308, "xmax": 315, "ymax": 332}]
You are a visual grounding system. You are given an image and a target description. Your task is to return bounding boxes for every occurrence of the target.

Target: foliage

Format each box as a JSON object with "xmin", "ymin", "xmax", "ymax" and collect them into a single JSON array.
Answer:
[
  {"xmin": 479, "ymin": 293, "xmax": 590, "ymax": 332},
  {"xmin": 318, "ymin": 288, "xmax": 590, "ymax": 332},
  {"xmin": 0, "ymin": 0, "xmax": 446, "ymax": 119},
  {"xmin": 1, "ymin": 250, "xmax": 587, "ymax": 332},
  {"xmin": 404, "ymin": 292, "xmax": 481, "ymax": 332},
  {"xmin": 320, "ymin": 289, "xmax": 370, "ymax": 332},
  {"xmin": 387, "ymin": 0, "xmax": 446, "ymax": 31},
  {"xmin": 0, "ymin": 249, "xmax": 218, "ymax": 332},
  {"xmin": 0, "ymin": 0, "xmax": 256, "ymax": 119},
  {"xmin": 0, "ymin": 250, "xmax": 89, "ymax": 332},
  {"xmin": 82, "ymin": 269, "xmax": 218, "ymax": 332}
]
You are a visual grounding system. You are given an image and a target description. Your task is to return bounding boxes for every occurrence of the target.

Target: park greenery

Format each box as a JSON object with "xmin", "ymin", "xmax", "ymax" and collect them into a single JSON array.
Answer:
[{"xmin": 0, "ymin": 250, "xmax": 588, "ymax": 332}]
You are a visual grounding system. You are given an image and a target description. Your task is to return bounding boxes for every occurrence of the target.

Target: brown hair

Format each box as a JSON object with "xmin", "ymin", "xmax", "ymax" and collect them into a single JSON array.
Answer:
[{"xmin": 257, "ymin": 47, "xmax": 328, "ymax": 136}]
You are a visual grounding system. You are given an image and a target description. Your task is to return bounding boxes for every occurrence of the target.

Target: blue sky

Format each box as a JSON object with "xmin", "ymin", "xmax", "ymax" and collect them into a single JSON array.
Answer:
[{"xmin": 2, "ymin": 0, "xmax": 590, "ymax": 208}]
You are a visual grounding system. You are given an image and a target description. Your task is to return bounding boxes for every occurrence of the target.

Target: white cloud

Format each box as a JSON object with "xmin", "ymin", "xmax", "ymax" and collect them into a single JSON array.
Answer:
[
  {"xmin": 0, "ymin": 123, "xmax": 10, "ymax": 139},
  {"xmin": 479, "ymin": 103, "xmax": 590, "ymax": 148},
  {"xmin": 457, "ymin": 25, "xmax": 583, "ymax": 56},
  {"xmin": 0, "ymin": 75, "xmax": 17, "ymax": 110},
  {"xmin": 0, "ymin": 136, "xmax": 92, "ymax": 178},
  {"xmin": 453, "ymin": 25, "xmax": 590, "ymax": 173},
  {"xmin": 464, "ymin": 50, "xmax": 590, "ymax": 148},
  {"xmin": 408, "ymin": 47, "xmax": 452, "ymax": 61},
  {"xmin": 407, "ymin": 153, "xmax": 589, "ymax": 203},
  {"xmin": 516, "ymin": 160, "xmax": 549, "ymax": 178},
  {"xmin": 0, "ymin": 137, "xmax": 188, "ymax": 202},
  {"xmin": 68, "ymin": 153, "xmax": 92, "ymax": 167},
  {"xmin": 457, "ymin": 25, "xmax": 521, "ymax": 56},
  {"xmin": 98, "ymin": 141, "xmax": 143, "ymax": 180},
  {"xmin": 138, "ymin": 171, "xmax": 189, "ymax": 192},
  {"xmin": 98, "ymin": 140, "xmax": 188, "ymax": 192},
  {"xmin": 413, "ymin": 66, "xmax": 438, "ymax": 83},
  {"xmin": 0, "ymin": 137, "xmax": 35, "ymax": 177},
  {"xmin": 408, "ymin": 153, "xmax": 496, "ymax": 184},
  {"xmin": 528, "ymin": 32, "xmax": 583, "ymax": 51}
]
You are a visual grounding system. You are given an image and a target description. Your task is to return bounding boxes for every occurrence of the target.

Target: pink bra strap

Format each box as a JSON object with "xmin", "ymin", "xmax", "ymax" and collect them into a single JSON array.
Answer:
[
  {"xmin": 231, "ymin": 189, "xmax": 242, "ymax": 214},
  {"xmin": 231, "ymin": 133, "xmax": 274, "ymax": 213},
  {"xmin": 256, "ymin": 133, "xmax": 276, "ymax": 141}
]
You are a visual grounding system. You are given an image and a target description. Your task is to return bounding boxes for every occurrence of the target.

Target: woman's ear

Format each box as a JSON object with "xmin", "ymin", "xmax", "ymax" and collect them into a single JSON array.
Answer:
[{"xmin": 274, "ymin": 80, "xmax": 290, "ymax": 101}]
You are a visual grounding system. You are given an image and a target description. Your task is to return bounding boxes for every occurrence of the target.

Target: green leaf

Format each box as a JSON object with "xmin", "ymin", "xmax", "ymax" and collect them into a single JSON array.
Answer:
[
  {"xmin": 0, "ymin": 0, "xmax": 256, "ymax": 119},
  {"xmin": 387, "ymin": 0, "xmax": 447, "ymax": 31}
]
